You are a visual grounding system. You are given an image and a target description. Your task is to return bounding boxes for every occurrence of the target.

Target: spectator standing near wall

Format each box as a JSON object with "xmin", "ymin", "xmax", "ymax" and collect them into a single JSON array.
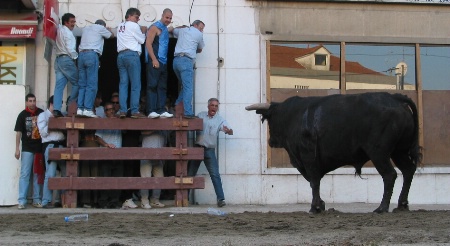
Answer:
[
  {"xmin": 77, "ymin": 19, "xmax": 114, "ymax": 118},
  {"xmin": 14, "ymin": 93, "xmax": 44, "ymax": 209},
  {"xmin": 188, "ymin": 98, "xmax": 233, "ymax": 208},
  {"xmin": 172, "ymin": 20, "xmax": 205, "ymax": 118},
  {"xmin": 53, "ymin": 13, "xmax": 78, "ymax": 118},
  {"xmin": 117, "ymin": 8, "xmax": 147, "ymax": 119},
  {"xmin": 38, "ymin": 95, "xmax": 67, "ymax": 208}
]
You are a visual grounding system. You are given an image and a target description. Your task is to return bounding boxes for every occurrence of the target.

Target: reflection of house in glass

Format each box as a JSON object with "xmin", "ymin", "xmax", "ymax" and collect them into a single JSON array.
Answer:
[{"xmin": 270, "ymin": 45, "xmax": 414, "ymax": 90}]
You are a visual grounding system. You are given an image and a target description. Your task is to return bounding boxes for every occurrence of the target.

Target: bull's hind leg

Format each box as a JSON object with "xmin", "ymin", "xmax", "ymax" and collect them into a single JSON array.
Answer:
[
  {"xmin": 309, "ymin": 178, "xmax": 325, "ymax": 214},
  {"xmin": 372, "ymin": 157, "xmax": 397, "ymax": 213},
  {"xmin": 391, "ymin": 153, "xmax": 417, "ymax": 211}
]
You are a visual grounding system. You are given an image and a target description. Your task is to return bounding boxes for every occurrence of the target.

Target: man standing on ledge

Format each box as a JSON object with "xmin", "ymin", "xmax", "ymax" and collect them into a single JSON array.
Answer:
[
  {"xmin": 117, "ymin": 8, "xmax": 147, "ymax": 119},
  {"xmin": 76, "ymin": 19, "xmax": 114, "ymax": 118},
  {"xmin": 53, "ymin": 13, "xmax": 78, "ymax": 118},
  {"xmin": 188, "ymin": 98, "xmax": 233, "ymax": 207},
  {"xmin": 172, "ymin": 20, "xmax": 205, "ymax": 118},
  {"xmin": 145, "ymin": 8, "xmax": 174, "ymax": 119}
]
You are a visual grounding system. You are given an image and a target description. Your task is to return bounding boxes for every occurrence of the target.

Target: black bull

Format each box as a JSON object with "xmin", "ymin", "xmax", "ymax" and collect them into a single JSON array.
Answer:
[{"xmin": 246, "ymin": 92, "xmax": 421, "ymax": 213}]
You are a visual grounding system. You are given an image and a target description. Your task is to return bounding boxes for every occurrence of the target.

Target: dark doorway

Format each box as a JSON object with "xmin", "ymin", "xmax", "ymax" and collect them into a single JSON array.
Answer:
[{"xmin": 96, "ymin": 38, "xmax": 179, "ymax": 106}]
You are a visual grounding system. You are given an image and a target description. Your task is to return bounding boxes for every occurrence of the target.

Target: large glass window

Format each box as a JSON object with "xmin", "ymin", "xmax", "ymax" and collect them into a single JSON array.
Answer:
[
  {"xmin": 0, "ymin": 41, "xmax": 25, "ymax": 85},
  {"xmin": 420, "ymin": 46, "xmax": 450, "ymax": 90},
  {"xmin": 345, "ymin": 44, "xmax": 415, "ymax": 90}
]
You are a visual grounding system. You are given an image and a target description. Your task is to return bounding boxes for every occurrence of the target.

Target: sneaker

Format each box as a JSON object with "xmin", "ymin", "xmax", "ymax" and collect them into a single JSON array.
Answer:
[
  {"xmin": 42, "ymin": 204, "xmax": 55, "ymax": 209},
  {"xmin": 160, "ymin": 112, "xmax": 173, "ymax": 118},
  {"xmin": 141, "ymin": 202, "xmax": 152, "ymax": 209},
  {"xmin": 131, "ymin": 112, "xmax": 146, "ymax": 119},
  {"xmin": 149, "ymin": 200, "xmax": 165, "ymax": 208},
  {"xmin": 217, "ymin": 200, "xmax": 226, "ymax": 207},
  {"xmin": 18, "ymin": 204, "xmax": 25, "ymax": 209},
  {"xmin": 83, "ymin": 110, "xmax": 99, "ymax": 118},
  {"xmin": 32, "ymin": 202, "xmax": 43, "ymax": 208},
  {"xmin": 122, "ymin": 199, "xmax": 138, "ymax": 209},
  {"xmin": 119, "ymin": 112, "xmax": 126, "ymax": 119},
  {"xmin": 76, "ymin": 108, "xmax": 83, "ymax": 116},
  {"xmin": 53, "ymin": 110, "xmax": 64, "ymax": 118},
  {"xmin": 147, "ymin": 112, "xmax": 160, "ymax": 118}
]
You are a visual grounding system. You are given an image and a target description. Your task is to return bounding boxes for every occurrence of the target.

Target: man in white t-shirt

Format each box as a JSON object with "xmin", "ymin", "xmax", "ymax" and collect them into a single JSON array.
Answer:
[{"xmin": 117, "ymin": 8, "xmax": 147, "ymax": 119}]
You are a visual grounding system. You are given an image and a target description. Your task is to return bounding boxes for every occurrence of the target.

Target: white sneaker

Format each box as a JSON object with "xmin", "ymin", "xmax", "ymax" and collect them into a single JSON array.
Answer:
[
  {"xmin": 122, "ymin": 199, "xmax": 138, "ymax": 209},
  {"xmin": 141, "ymin": 202, "xmax": 152, "ymax": 209},
  {"xmin": 76, "ymin": 108, "xmax": 83, "ymax": 116},
  {"xmin": 83, "ymin": 110, "xmax": 99, "ymax": 118},
  {"xmin": 160, "ymin": 112, "xmax": 173, "ymax": 118},
  {"xmin": 148, "ymin": 112, "xmax": 160, "ymax": 118}
]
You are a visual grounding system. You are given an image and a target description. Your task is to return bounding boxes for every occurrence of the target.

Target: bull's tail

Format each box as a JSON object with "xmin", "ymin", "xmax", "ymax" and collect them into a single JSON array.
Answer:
[{"xmin": 393, "ymin": 94, "xmax": 423, "ymax": 166}]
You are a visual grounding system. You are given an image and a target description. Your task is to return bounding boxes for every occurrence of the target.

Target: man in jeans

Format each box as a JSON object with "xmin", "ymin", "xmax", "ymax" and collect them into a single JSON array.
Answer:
[
  {"xmin": 77, "ymin": 19, "xmax": 113, "ymax": 118},
  {"xmin": 117, "ymin": 8, "xmax": 146, "ymax": 119},
  {"xmin": 188, "ymin": 98, "xmax": 233, "ymax": 207},
  {"xmin": 172, "ymin": 20, "xmax": 205, "ymax": 118},
  {"xmin": 53, "ymin": 13, "xmax": 78, "ymax": 118},
  {"xmin": 14, "ymin": 93, "xmax": 44, "ymax": 209},
  {"xmin": 145, "ymin": 8, "xmax": 174, "ymax": 119},
  {"xmin": 38, "ymin": 95, "xmax": 66, "ymax": 208}
]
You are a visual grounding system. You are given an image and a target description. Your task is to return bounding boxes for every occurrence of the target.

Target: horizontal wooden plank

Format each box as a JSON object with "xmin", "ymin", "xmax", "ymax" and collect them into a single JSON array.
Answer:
[
  {"xmin": 48, "ymin": 177, "xmax": 205, "ymax": 190},
  {"xmin": 49, "ymin": 147, "xmax": 204, "ymax": 161},
  {"xmin": 49, "ymin": 117, "xmax": 203, "ymax": 131}
]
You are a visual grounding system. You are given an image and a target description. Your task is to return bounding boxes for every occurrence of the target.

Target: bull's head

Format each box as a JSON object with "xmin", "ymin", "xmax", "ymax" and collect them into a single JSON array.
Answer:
[{"xmin": 246, "ymin": 102, "xmax": 284, "ymax": 148}]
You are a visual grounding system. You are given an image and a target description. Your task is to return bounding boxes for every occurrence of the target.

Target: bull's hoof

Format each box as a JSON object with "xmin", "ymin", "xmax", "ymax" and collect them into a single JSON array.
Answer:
[
  {"xmin": 393, "ymin": 202, "xmax": 409, "ymax": 213},
  {"xmin": 373, "ymin": 206, "xmax": 389, "ymax": 214},
  {"xmin": 320, "ymin": 200, "xmax": 326, "ymax": 211},
  {"xmin": 309, "ymin": 206, "xmax": 324, "ymax": 214}
]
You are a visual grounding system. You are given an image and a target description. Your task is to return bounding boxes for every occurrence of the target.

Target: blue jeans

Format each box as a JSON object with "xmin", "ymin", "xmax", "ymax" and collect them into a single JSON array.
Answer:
[
  {"xmin": 146, "ymin": 63, "xmax": 168, "ymax": 114},
  {"xmin": 188, "ymin": 148, "xmax": 225, "ymax": 201},
  {"xmin": 18, "ymin": 151, "xmax": 42, "ymax": 205},
  {"xmin": 117, "ymin": 50, "xmax": 141, "ymax": 114},
  {"xmin": 54, "ymin": 55, "xmax": 79, "ymax": 112},
  {"xmin": 77, "ymin": 51, "xmax": 99, "ymax": 111},
  {"xmin": 42, "ymin": 144, "xmax": 66, "ymax": 206},
  {"xmin": 173, "ymin": 56, "xmax": 194, "ymax": 116}
]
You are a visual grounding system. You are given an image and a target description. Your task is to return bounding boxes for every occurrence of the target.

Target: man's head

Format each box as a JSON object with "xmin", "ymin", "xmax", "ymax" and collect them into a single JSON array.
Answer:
[
  {"xmin": 191, "ymin": 20, "xmax": 205, "ymax": 33},
  {"xmin": 62, "ymin": 13, "xmax": 76, "ymax": 30},
  {"xmin": 207, "ymin": 98, "xmax": 219, "ymax": 117},
  {"xmin": 125, "ymin": 8, "xmax": 140, "ymax": 23},
  {"xmin": 160, "ymin": 8, "xmax": 173, "ymax": 26},
  {"xmin": 103, "ymin": 102, "xmax": 115, "ymax": 118},
  {"xmin": 95, "ymin": 19, "xmax": 106, "ymax": 27},
  {"xmin": 111, "ymin": 93, "xmax": 120, "ymax": 113},
  {"xmin": 25, "ymin": 93, "xmax": 36, "ymax": 110}
]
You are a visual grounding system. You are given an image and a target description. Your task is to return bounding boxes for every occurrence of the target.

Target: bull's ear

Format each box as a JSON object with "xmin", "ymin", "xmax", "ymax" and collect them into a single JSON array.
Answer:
[{"xmin": 255, "ymin": 109, "xmax": 269, "ymax": 123}]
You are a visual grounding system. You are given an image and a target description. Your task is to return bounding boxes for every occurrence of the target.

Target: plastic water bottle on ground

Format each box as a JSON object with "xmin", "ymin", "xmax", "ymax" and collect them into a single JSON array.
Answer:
[
  {"xmin": 64, "ymin": 214, "xmax": 89, "ymax": 222},
  {"xmin": 207, "ymin": 207, "xmax": 227, "ymax": 216}
]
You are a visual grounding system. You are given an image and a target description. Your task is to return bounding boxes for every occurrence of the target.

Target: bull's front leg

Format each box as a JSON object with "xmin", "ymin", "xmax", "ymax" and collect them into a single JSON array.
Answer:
[
  {"xmin": 309, "ymin": 179, "xmax": 325, "ymax": 214},
  {"xmin": 373, "ymin": 165, "xmax": 397, "ymax": 213}
]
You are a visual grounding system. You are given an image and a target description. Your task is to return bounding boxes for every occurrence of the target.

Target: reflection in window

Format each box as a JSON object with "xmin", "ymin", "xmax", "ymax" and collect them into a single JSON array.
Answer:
[
  {"xmin": 270, "ymin": 43, "xmax": 340, "ymax": 89},
  {"xmin": 420, "ymin": 46, "xmax": 450, "ymax": 90},
  {"xmin": 345, "ymin": 44, "xmax": 415, "ymax": 90},
  {"xmin": 315, "ymin": 54, "xmax": 327, "ymax": 66}
]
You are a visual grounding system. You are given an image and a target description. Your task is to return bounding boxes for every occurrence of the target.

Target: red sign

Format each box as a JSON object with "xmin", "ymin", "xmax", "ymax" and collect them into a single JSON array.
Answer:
[
  {"xmin": 0, "ymin": 25, "xmax": 36, "ymax": 38},
  {"xmin": 43, "ymin": 0, "xmax": 59, "ymax": 41}
]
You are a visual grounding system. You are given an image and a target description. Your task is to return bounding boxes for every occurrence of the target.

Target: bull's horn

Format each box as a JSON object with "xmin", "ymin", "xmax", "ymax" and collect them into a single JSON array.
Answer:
[{"xmin": 245, "ymin": 103, "xmax": 270, "ymax": 111}]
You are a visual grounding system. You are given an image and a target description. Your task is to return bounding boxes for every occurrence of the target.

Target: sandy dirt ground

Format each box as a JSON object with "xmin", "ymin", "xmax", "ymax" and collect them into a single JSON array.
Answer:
[{"xmin": 1, "ymin": 204, "xmax": 450, "ymax": 246}]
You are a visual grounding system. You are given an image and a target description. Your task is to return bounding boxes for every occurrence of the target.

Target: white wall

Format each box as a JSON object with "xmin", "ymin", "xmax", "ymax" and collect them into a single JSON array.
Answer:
[{"xmin": 0, "ymin": 85, "xmax": 25, "ymax": 205}]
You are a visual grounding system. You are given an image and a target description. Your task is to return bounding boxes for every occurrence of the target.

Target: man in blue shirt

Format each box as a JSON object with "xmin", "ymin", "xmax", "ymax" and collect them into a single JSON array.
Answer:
[
  {"xmin": 145, "ymin": 9, "xmax": 174, "ymax": 119},
  {"xmin": 172, "ymin": 20, "xmax": 205, "ymax": 118}
]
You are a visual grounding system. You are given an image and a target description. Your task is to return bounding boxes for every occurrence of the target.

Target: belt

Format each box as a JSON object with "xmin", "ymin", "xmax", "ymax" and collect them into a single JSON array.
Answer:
[
  {"xmin": 119, "ymin": 49, "xmax": 131, "ymax": 53},
  {"xmin": 175, "ymin": 53, "xmax": 192, "ymax": 59},
  {"xmin": 56, "ymin": 54, "xmax": 70, "ymax": 58},
  {"xmin": 195, "ymin": 144, "xmax": 206, "ymax": 148}
]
